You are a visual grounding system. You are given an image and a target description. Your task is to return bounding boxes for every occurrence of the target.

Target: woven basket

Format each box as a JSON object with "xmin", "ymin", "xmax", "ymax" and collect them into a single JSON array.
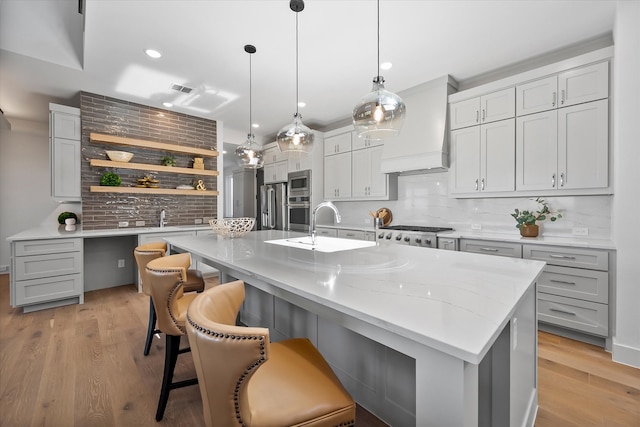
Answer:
[{"xmin": 209, "ymin": 217, "xmax": 255, "ymax": 238}]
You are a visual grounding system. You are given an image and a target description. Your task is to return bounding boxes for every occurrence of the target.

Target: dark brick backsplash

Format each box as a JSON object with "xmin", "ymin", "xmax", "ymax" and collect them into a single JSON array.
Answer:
[{"xmin": 80, "ymin": 92, "xmax": 218, "ymax": 230}]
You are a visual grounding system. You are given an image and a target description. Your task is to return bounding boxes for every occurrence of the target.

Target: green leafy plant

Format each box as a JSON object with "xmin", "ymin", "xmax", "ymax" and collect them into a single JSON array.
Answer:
[
  {"xmin": 161, "ymin": 154, "xmax": 176, "ymax": 167},
  {"xmin": 511, "ymin": 197, "xmax": 562, "ymax": 229},
  {"xmin": 57, "ymin": 212, "xmax": 78, "ymax": 225},
  {"xmin": 100, "ymin": 172, "xmax": 122, "ymax": 186}
]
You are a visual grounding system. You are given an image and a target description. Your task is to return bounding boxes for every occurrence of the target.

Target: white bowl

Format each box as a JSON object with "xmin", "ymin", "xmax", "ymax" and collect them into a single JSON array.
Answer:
[
  {"xmin": 209, "ymin": 217, "xmax": 255, "ymax": 238},
  {"xmin": 106, "ymin": 150, "xmax": 134, "ymax": 162}
]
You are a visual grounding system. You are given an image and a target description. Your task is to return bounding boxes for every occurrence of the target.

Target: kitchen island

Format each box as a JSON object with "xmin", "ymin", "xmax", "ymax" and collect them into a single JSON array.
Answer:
[{"xmin": 166, "ymin": 230, "xmax": 545, "ymax": 427}]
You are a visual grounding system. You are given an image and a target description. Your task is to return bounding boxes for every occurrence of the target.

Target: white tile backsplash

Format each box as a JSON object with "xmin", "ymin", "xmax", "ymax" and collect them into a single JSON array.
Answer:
[{"xmin": 333, "ymin": 172, "xmax": 612, "ymax": 240}]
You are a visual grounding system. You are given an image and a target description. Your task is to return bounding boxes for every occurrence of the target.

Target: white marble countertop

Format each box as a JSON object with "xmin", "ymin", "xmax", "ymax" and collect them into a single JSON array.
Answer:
[
  {"xmin": 6, "ymin": 224, "xmax": 211, "ymax": 241},
  {"xmin": 165, "ymin": 230, "xmax": 545, "ymax": 364},
  {"xmin": 317, "ymin": 223, "xmax": 615, "ymax": 250}
]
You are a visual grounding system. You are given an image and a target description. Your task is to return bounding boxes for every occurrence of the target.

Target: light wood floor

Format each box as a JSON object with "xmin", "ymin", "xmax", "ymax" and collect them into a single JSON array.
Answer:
[{"xmin": 1, "ymin": 274, "xmax": 638, "ymax": 426}]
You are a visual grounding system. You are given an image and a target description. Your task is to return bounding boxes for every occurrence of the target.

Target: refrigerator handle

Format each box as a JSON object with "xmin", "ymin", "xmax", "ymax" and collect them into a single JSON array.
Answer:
[{"xmin": 268, "ymin": 187, "xmax": 276, "ymax": 229}]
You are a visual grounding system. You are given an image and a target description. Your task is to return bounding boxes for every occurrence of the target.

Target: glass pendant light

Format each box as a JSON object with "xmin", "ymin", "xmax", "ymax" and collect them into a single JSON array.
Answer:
[
  {"xmin": 235, "ymin": 44, "xmax": 264, "ymax": 169},
  {"xmin": 352, "ymin": 0, "xmax": 406, "ymax": 140},
  {"xmin": 276, "ymin": 0, "xmax": 314, "ymax": 154}
]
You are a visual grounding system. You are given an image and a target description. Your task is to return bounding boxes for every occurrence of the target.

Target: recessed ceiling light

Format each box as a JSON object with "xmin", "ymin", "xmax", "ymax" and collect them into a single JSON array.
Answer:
[
  {"xmin": 252, "ymin": 123, "xmax": 259, "ymax": 128},
  {"xmin": 163, "ymin": 102, "xmax": 173, "ymax": 108},
  {"xmin": 297, "ymin": 101, "xmax": 306, "ymax": 108},
  {"xmin": 145, "ymin": 49, "xmax": 162, "ymax": 59},
  {"xmin": 380, "ymin": 62, "xmax": 393, "ymax": 70}
]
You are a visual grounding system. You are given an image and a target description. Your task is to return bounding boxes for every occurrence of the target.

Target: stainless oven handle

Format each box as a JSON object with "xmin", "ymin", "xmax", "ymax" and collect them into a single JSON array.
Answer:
[{"xmin": 287, "ymin": 203, "xmax": 310, "ymax": 208}]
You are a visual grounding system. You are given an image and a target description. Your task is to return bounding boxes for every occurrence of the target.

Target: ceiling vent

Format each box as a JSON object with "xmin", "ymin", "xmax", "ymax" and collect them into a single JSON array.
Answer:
[{"xmin": 170, "ymin": 83, "xmax": 193, "ymax": 94}]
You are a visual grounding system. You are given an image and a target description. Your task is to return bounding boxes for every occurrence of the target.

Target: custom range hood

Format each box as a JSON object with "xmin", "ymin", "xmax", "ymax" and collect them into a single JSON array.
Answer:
[{"xmin": 380, "ymin": 75, "xmax": 457, "ymax": 174}]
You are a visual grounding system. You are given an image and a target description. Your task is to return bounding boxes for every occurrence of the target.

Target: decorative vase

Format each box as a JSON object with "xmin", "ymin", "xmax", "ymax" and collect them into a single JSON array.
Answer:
[
  {"xmin": 520, "ymin": 224, "xmax": 539, "ymax": 237},
  {"xmin": 65, "ymin": 218, "xmax": 76, "ymax": 225}
]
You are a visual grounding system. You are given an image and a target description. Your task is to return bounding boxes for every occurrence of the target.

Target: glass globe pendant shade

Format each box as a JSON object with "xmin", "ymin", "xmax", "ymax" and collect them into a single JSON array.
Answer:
[
  {"xmin": 235, "ymin": 134, "xmax": 264, "ymax": 169},
  {"xmin": 276, "ymin": 113, "xmax": 314, "ymax": 153},
  {"xmin": 353, "ymin": 76, "xmax": 406, "ymax": 140}
]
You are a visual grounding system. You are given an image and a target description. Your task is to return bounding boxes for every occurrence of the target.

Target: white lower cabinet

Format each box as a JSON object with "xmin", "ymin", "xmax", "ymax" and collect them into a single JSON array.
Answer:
[
  {"xmin": 314, "ymin": 227, "xmax": 337, "ymax": 237},
  {"xmin": 11, "ymin": 238, "xmax": 84, "ymax": 312},
  {"xmin": 523, "ymin": 244, "xmax": 609, "ymax": 337},
  {"xmin": 239, "ymin": 284, "xmax": 416, "ymax": 427},
  {"xmin": 461, "ymin": 240, "xmax": 612, "ymax": 342}
]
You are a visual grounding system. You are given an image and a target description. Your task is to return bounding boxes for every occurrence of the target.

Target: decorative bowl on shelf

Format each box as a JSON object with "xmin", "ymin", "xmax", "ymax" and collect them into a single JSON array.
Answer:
[
  {"xmin": 209, "ymin": 217, "xmax": 255, "ymax": 238},
  {"xmin": 106, "ymin": 150, "xmax": 134, "ymax": 162}
]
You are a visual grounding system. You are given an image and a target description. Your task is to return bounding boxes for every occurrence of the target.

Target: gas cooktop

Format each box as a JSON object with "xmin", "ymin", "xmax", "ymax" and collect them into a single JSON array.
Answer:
[{"xmin": 380, "ymin": 225, "xmax": 454, "ymax": 233}]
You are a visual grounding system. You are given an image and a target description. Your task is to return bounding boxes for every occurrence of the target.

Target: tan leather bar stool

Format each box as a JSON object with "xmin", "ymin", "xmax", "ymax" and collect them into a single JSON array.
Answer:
[
  {"xmin": 186, "ymin": 280, "xmax": 356, "ymax": 427},
  {"xmin": 146, "ymin": 252, "xmax": 200, "ymax": 421},
  {"xmin": 134, "ymin": 242, "xmax": 205, "ymax": 356}
]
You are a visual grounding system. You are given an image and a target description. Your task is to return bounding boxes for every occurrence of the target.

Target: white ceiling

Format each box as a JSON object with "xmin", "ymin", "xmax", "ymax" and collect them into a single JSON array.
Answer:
[{"xmin": 0, "ymin": 0, "xmax": 617, "ymax": 143}]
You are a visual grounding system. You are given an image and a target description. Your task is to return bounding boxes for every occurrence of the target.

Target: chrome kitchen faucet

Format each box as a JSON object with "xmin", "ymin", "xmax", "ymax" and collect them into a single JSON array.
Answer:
[{"xmin": 310, "ymin": 201, "xmax": 341, "ymax": 245}]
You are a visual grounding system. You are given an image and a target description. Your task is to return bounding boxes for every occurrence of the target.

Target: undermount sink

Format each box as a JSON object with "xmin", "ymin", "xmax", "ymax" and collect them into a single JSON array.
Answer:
[{"xmin": 265, "ymin": 236, "xmax": 376, "ymax": 253}]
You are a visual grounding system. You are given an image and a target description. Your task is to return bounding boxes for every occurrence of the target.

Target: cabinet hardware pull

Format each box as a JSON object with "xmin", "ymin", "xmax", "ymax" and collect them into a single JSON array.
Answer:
[
  {"xmin": 560, "ymin": 173, "xmax": 565, "ymax": 187},
  {"xmin": 552, "ymin": 92, "xmax": 556, "ymax": 107},
  {"xmin": 480, "ymin": 248, "xmax": 499, "ymax": 252},
  {"xmin": 549, "ymin": 254, "xmax": 577, "ymax": 260},
  {"xmin": 561, "ymin": 90, "xmax": 566, "ymax": 105},
  {"xmin": 552, "ymin": 174, "xmax": 556, "ymax": 187},
  {"xmin": 476, "ymin": 110, "xmax": 479, "ymax": 123},
  {"xmin": 475, "ymin": 179, "xmax": 479, "ymax": 191},
  {"xmin": 549, "ymin": 308, "xmax": 576, "ymax": 316},
  {"xmin": 482, "ymin": 109, "xmax": 486, "ymax": 121},
  {"xmin": 550, "ymin": 279, "xmax": 576, "ymax": 285},
  {"xmin": 481, "ymin": 178, "xmax": 485, "ymax": 191}
]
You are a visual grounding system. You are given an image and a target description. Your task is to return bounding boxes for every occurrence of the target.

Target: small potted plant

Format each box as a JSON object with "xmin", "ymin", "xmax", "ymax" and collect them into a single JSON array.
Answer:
[
  {"xmin": 161, "ymin": 154, "xmax": 176, "ymax": 167},
  {"xmin": 100, "ymin": 172, "xmax": 122, "ymax": 186},
  {"xmin": 511, "ymin": 197, "xmax": 562, "ymax": 237}
]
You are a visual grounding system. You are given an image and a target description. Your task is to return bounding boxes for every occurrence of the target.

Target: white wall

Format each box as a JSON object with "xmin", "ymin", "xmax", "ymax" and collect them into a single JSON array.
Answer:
[
  {"xmin": 333, "ymin": 172, "xmax": 612, "ymax": 240},
  {"xmin": 0, "ymin": 118, "xmax": 72, "ymax": 269},
  {"xmin": 612, "ymin": 0, "xmax": 640, "ymax": 368}
]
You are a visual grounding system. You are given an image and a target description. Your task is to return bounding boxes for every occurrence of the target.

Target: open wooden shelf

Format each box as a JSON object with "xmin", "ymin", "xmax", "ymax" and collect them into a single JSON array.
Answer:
[
  {"xmin": 90, "ymin": 159, "xmax": 219, "ymax": 176},
  {"xmin": 90, "ymin": 186, "xmax": 219, "ymax": 196},
  {"xmin": 90, "ymin": 133, "xmax": 218, "ymax": 158}
]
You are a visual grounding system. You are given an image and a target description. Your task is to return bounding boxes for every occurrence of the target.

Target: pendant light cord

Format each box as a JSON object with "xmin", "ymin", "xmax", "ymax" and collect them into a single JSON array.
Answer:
[
  {"xmin": 376, "ymin": 0, "xmax": 380, "ymax": 78},
  {"xmin": 249, "ymin": 51, "xmax": 253, "ymax": 132},
  {"xmin": 295, "ymin": 10, "xmax": 299, "ymax": 116}
]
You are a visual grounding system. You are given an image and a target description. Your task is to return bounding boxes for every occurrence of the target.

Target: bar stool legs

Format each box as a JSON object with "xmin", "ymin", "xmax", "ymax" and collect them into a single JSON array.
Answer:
[
  {"xmin": 144, "ymin": 298, "xmax": 159, "ymax": 356},
  {"xmin": 155, "ymin": 335, "xmax": 198, "ymax": 421}
]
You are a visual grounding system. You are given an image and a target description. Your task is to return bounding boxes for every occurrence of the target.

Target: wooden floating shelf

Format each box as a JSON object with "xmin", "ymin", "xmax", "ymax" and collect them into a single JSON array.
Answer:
[
  {"xmin": 90, "ymin": 159, "xmax": 219, "ymax": 176},
  {"xmin": 90, "ymin": 186, "xmax": 219, "ymax": 196},
  {"xmin": 90, "ymin": 133, "xmax": 218, "ymax": 158}
]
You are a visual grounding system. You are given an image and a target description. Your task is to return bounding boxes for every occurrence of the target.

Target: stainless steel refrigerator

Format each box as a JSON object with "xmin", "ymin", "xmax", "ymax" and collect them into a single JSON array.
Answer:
[{"xmin": 260, "ymin": 183, "xmax": 287, "ymax": 230}]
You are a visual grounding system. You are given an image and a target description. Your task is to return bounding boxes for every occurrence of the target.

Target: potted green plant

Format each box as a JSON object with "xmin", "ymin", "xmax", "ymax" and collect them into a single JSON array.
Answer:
[
  {"xmin": 100, "ymin": 172, "xmax": 122, "ymax": 186},
  {"xmin": 511, "ymin": 197, "xmax": 562, "ymax": 237},
  {"xmin": 161, "ymin": 154, "xmax": 176, "ymax": 167},
  {"xmin": 57, "ymin": 211, "xmax": 78, "ymax": 225}
]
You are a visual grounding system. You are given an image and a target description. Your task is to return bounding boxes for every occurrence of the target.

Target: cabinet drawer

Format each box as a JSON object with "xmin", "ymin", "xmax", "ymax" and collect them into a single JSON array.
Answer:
[
  {"xmin": 523, "ymin": 245, "xmax": 608, "ymax": 271},
  {"xmin": 15, "ymin": 274, "xmax": 82, "ymax": 306},
  {"xmin": 15, "ymin": 238, "xmax": 82, "ymax": 256},
  {"xmin": 315, "ymin": 228, "xmax": 338, "ymax": 238},
  {"xmin": 459, "ymin": 239, "xmax": 522, "ymax": 258},
  {"xmin": 337, "ymin": 229, "xmax": 365, "ymax": 240},
  {"xmin": 15, "ymin": 252, "xmax": 82, "ymax": 281},
  {"xmin": 538, "ymin": 293, "xmax": 608, "ymax": 337},
  {"xmin": 538, "ymin": 265, "xmax": 608, "ymax": 303}
]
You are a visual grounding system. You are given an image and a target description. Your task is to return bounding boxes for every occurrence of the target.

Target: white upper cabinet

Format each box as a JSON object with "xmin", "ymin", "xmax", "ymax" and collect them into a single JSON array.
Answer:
[
  {"xmin": 263, "ymin": 144, "xmax": 287, "ymax": 165},
  {"xmin": 351, "ymin": 145, "xmax": 387, "ymax": 198},
  {"xmin": 50, "ymin": 104, "xmax": 81, "ymax": 202},
  {"xmin": 324, "ymin": 131, "xmax": 352, "ymax": 156},
  {"xmin": 324, "ymin": 151, "xmax": 351, "ymax": 200},
  {"xmin": 516, "ymin": 62, "xmax": 608, "ymax": 116},
  {"xmin": 450, "ymin": 119, "xmax": 515, "ymax": 195},
  {"xmin": 264, "ymin": 161, "xmax": 288, "ymax": 184},
  {"xmin": 449, "ymin": 87, "xmax": 515, "ymax": 130},
  {"xmin": 516, "ymin": 99, "xmax": 608, "ymax": 192},
  {"xmin": 351, "ymin": 135, "xmax": 383, "ymax": 151},
  {"xmin": 287, "ymin": 151, "xmax": 311, "ymax": 172}
]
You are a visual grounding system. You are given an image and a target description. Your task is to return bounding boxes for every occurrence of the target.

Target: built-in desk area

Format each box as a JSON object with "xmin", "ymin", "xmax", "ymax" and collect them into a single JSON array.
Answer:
[{"xmin": 6, "ymin": 225, "xmax": 213, "ymax": 312}]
